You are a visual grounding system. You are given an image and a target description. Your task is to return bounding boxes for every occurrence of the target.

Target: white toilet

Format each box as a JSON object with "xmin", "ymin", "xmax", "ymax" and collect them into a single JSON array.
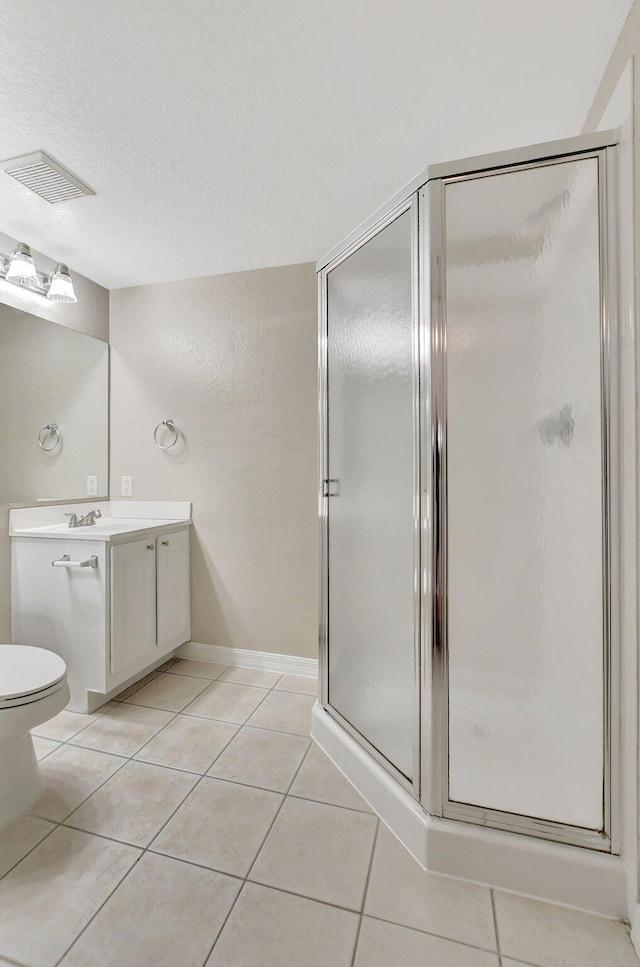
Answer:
[{"xmin": 0, "ymin": 645, "xmax": 69, "ymax": 828}]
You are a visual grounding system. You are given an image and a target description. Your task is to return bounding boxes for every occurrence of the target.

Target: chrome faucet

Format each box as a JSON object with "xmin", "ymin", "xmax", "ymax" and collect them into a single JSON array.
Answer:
[{"xmin": 65, "ymin": 509, "xmax": 102, "ymax": 528}]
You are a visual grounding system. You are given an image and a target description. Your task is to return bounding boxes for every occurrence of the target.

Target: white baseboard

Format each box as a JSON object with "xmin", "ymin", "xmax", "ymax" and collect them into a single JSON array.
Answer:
[{"xmin": 177, "ymin": 641, "xmax": 318, "ymax": 679}]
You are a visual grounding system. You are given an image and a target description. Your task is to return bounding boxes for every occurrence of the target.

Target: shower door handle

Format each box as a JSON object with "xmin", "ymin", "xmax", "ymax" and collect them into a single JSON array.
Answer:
[{"xmin": 322, "ymin": 479, "xmax": 339, "ymax": 497}]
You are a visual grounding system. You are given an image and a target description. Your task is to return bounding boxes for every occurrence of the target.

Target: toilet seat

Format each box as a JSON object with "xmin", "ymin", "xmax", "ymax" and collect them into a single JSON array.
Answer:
[{"xmin": 0, "ymin": 645, "xmax": 67, "ymax": 709}]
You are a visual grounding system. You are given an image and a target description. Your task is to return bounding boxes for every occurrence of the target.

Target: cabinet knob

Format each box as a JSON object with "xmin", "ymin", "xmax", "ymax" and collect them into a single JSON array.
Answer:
[
  {"xmin": 161, "ymin": 540, "xmax": 170, "ymax": 546},
  {"xmin": 146, "ymin": 545, "xmax": 154, "ymax": 550}
]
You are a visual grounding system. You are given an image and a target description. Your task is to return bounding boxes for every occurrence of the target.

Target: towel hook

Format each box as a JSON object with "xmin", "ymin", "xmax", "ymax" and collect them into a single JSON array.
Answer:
[
  {"xmin": 154, "ymin": 418, "xmax": 180, "ymax": 450},
  {"xmin": 38, "ymin": 423, "xmax": 61, "ymax": 452}
]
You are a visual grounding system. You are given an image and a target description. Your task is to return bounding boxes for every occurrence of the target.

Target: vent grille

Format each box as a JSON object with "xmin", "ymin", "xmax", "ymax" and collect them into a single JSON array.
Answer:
[{"xmin": 0, "ymin": 151, "xmax": 95, "ymax": 204}]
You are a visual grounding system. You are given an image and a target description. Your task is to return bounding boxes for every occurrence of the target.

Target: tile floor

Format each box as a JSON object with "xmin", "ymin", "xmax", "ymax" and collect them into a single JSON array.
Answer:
[{"xmin": 0, "ymin": 657, "xmax": 637, "ymax": 967}]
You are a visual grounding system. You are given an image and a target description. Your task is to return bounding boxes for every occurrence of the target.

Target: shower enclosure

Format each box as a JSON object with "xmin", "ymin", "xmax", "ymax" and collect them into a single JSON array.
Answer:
[{"xmin": 316, "ymin": 131, "xmax": 620, "ymax": 873}]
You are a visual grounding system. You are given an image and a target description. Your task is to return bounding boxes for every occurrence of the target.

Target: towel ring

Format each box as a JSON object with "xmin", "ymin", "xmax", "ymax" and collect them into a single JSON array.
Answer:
[
  {"xmin": 154, "ymin": 418, "xmax": 180, "ymax": 450},
  {"xmin": 38, "ymin": 424, "xmax": 60, "ymax": 452}
]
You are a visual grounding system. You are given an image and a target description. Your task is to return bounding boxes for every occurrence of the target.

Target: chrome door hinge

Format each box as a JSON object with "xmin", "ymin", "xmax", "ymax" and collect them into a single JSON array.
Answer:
[{"xmin": 322, "ymin": 479, "xmax": 339, "ymax": 497}]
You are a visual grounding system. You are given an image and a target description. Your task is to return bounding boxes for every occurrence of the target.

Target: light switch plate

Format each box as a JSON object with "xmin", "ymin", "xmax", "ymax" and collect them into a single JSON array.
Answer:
[
  {"xmin": 86, "ymin": 475, "xmax": 98, "ymax": 497},
  {"xmin": 121, "ymin": 475, "xmax": 133, "ymax": 497}
]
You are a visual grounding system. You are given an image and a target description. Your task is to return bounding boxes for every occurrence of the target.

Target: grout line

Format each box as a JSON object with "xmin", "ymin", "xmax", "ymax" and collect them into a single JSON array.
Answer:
[
  {"xmin": 243, "ymin": 731, "xmax": 312, "ymax": 882},
  {"xmin": 0, "ymin": 818, "xmax": 59, "ymax": 883},
  {"xmin": 362, "ymin": 912, "xmax": 504, "ymax": 957},
  {"xmin": 197, "ymin": 726, "xmax": 313, "ymax": 966},
  {"xmin": 180, "ymin": 709, "xmax": 312, "ymax": 737},
  {"xmin": 65, "ymin": 706, "xmax": 183, "ymax": 754},
  {"xmin": 350, "ymin": 817, "xmax": 381, "ymax": 966},
  {"xmin": 32, "ymin": 739, "xmax": 62, "ymax": 762},
  {"xmin": 278, "ymin": 790, "xmax": 373, "ymax": 815},
  {"xmin": 242, "ymin": 877, "xmax": 364, "ymax": 916},
  {"xmin": 272, "ymin": 686, "xmax": 318, "ymax": 696},
  {"xmin": 52, "ymin": 841, "xmax": 143, "ymax": 967},
  {"xmin": 491, "ymin": 888, "xmax": 503, "ymax": 966},
  {"xmin": 134, "ymin": 728, "xmax": 240, "ymax": 777},
  {"xmin": 196, "ymin": 878, "xmax": 247, "ymax": 966},
  {"xmin": 121, "ymin": 682, "xmax": 213, "ymax": 712}
]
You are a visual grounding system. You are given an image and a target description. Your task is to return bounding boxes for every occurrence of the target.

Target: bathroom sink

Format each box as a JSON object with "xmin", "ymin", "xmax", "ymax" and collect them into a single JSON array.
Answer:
[
  {"xmin": 9, "ymin": 501, "xmax": 192, "ymax": 542},
  {"xmin": 11, "ymin": 516, "xmax": 188, "ymax": 541},
  {"xmin": 77, "ymin": 517, "xmax": 168, "ymax": 534}
]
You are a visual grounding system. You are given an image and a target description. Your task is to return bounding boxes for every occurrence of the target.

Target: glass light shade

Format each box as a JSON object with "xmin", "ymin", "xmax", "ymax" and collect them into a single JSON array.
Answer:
[
  {"xmin": 5, "ymin": 243, "xmax": 38, "ymax": 285},
  {"xmin": 47, "ymin": 263, "xmax": 77, "ymax": 303}
]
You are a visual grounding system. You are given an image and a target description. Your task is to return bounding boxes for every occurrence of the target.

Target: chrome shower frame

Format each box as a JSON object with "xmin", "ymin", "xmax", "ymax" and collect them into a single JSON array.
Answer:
[
  {"xmin": 425, "ymin": 135, "xmax": 620, "ymax": 852},
  {"xmin": 318, "ymin": 192, "xmax": 422, "ymax": 799},
  {"xmin": 317, "ymin": 129, "xmax": 621, "ymax": 852}
]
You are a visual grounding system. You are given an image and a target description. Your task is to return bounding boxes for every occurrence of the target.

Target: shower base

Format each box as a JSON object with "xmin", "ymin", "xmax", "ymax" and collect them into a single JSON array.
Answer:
[{"xmin": 312, "ymin": 702, "xmax": 626, "ymax": 917}]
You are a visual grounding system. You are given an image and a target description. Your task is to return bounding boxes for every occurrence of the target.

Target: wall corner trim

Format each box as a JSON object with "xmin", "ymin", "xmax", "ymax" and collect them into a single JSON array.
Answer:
[{"xmin": 176, "ymin": 641, "xmax": 318, "ymax": 679}]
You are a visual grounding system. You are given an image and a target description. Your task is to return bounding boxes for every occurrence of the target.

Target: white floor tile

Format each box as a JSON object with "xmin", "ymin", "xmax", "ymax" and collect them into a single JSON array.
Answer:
[
  {"xmin": 124, "ymin": 672, "xmax": 210, "ymax": 711},
  {"xmin": 208, "ymin": 726, "xmax": 309, "ymax": 792},
  {"xmin": 354, "ymin": 917, "xmax": 499, "ymax": 967},
  {"xmin": 246, "ymin": 690, "xmax": 315, "ymax": 735},
  {"xmin": 206, "ymin": 882, "xmax": 359, "ymax": 967},
  {"xmin": 184, "ymin": 680, "xmax": 269, "ymax": 724},
  {"xmin": 364, "ymin": 826, "xmax": 496, "ymax": 950},
  {"xmin": 0, "ymin": 815, "xmax": 56, "ymax": 878},
  {"xmin": 167, "ymin": 659, "xmax": 229, "ymax": 680},
  {"xmin": 66, "ymin": 759, "xmax": 198, "ymax": 847},
  {"xmin": 32, "ymin": 745, "xmax": 126, "ymax": 823},
  {"xmin": 70, "ymin": 702, "xmax": 174, "ymax": 757},
  {"xmin": 32, "ymin": 703, "xmax": 116, "ymax": 742},
  {"xmin": 274, "ymin": 674, "xmax": 318, "ymax": 696},
  {"xmin": 250, "ymin": 796, "xmax": 377, "ymax": 910},
  {"xmin": 152, "ymin": 776, "xmax": 282, "ymax": 877},
  {"xmin": 135, "ymin": 713, "xmax": 238, "ymax": 774},
  {"xmin": 0, "ymin": 826, "xmax": 140, "ymax": 967},
  {"xmin": 60, "ymin": 851, "xmax": 241, "ymax": 967},
  {"xmin": 494, "ymin": 891, "xmax": 640, "ymax": 967},
  {"xmin": 290, "ymin": 743, "xmax": 373, "ymax": 812},
  {"xmin": 219, "ymin": 666, "xmax": 282, "ymax": 688}
]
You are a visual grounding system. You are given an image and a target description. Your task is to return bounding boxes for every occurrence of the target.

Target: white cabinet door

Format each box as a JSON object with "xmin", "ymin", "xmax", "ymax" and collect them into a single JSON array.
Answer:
[
  {"xmin": 111, "ymin": 537, "xmax": 157, "ymax": 675},
  {"xmin": 156, "ymin": 528, "xmax": 191, "ymax": 650}
]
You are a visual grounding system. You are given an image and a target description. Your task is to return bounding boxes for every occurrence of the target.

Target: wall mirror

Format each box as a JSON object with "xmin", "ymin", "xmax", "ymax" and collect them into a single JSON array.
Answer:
[{"xmin": 0, "ymin": 303, "xmax": 108, "ymax": 503}]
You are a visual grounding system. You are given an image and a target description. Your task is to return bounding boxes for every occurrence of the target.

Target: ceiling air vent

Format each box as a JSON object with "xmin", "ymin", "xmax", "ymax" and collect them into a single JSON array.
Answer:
[{"xmin": 0, "ymin": 151, "xmax": 95, "ymax": 204}]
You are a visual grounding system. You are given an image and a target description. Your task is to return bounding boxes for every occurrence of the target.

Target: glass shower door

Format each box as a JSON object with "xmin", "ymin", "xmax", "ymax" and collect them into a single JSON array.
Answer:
[
  {"xmin": 323, "ymin": 203, "xmax": 418, "ymax": 783},
  {"xmin": 435, "ymin": 151, "xmax": 614, "ymax": 844}
]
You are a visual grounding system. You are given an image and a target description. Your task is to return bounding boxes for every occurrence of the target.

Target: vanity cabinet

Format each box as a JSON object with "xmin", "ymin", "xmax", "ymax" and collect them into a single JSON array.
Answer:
[
  {"xmin": 110, "ymin": 537, "xmax": 158, "ymax": 676},
  {"xmin": 10, "ymin": 502, "xmax": 191, "ymax": 713},
  {"xmin": 156, "ymin": 529, "xmax": 191, "ymax": 650},
  {"xmin": 111, "ymin": 529, "xmax": 190, "ymax": 676}
]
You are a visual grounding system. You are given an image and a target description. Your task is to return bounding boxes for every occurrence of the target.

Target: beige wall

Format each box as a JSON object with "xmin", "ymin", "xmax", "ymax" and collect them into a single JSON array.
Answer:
[
  {"xmin": 0, "ymin": 234, "xmax": 109, "ymax": 642},
  {"xmin": 109, "ymin": 262, "xmax": 318, "ymax": 659}
]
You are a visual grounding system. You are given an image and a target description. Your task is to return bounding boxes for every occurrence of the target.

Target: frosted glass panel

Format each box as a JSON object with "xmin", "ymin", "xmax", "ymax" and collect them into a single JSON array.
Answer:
[
  {"xmin": 445, "ymin": 158, "xmax": 605, "ymax": 829},
  {"xmin": 327, "ymin": 210, "xmax": 415, "ymax": 779}
]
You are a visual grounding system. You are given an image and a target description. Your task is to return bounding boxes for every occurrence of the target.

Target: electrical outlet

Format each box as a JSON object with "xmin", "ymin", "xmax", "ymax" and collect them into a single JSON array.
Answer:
[
  {"xmin": 121, "ymin": 475, "xmax": 133, "ymax": 497},
  {"xmin": 86, "ymin": 475, "xmax": 98, "ymax": 497}
]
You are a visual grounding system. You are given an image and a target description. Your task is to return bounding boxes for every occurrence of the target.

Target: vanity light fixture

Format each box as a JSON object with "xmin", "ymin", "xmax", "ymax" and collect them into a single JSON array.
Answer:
[
  {"xmin": 5, "ymin": 243, "xmax": 38, "ymax": 285},
  {"xmin": 46, "ymin": 264, "xmax": 77, "ymax": 303},
  {"xmin": 0, "ymin": 242, "xmax": 78, "ymax": 304}
]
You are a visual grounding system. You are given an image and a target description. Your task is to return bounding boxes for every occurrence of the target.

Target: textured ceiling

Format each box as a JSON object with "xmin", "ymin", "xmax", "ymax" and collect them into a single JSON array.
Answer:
[{"xmin": 0, "ymin": 0, "xmax": 632, "ymax": 289}]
